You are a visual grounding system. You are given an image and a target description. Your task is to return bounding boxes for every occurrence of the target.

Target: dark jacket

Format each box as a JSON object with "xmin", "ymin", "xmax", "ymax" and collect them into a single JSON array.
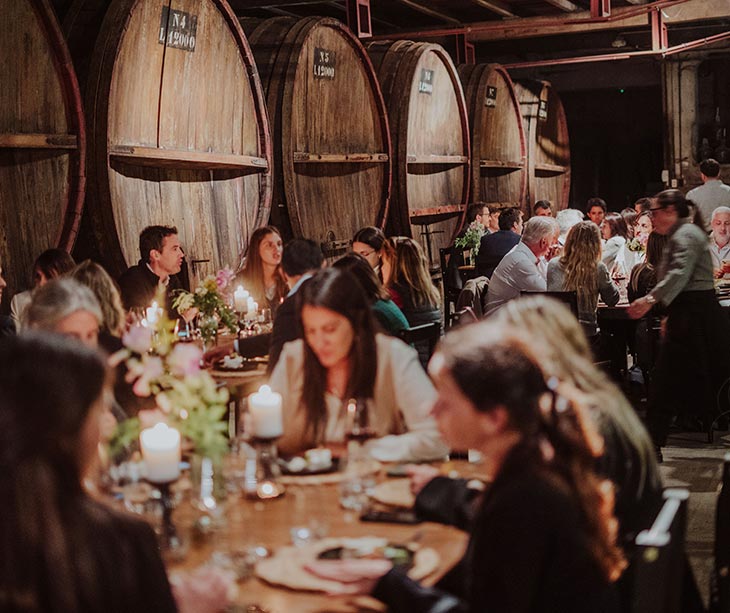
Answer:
[
  {"xmin": 476, "ymin": 230, "xmax": 520, "ymax": 278},
  {"xmin": 37, "ymin": 499, "xmax": 176, "ymax": 612},
  {"xmin": 117, "ymin": 261, "xmax": 183, "ymax": 314},
  {"xmin": 236, "ymin": 289, "xmax": 300, "ymax": 374},
  {"xmin": 374, "ymin": 445, "xmax": 618, "ymax": 613},
  {"xmin": 389, "ymin": 282, "xmax": 442, "ymax": 368}
]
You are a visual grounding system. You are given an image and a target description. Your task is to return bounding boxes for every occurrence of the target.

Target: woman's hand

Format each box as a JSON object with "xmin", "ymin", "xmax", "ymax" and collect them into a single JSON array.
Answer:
[
  {"xmin": 171, "ymin": 567, "xmax": 235, "ymax": 613},
  {"xmin": 627, "ymin": 296, "xmax": 653, "ymax": 319},
  {"xmin": 202, "ymin": 342, "xmax": 235, "ymax": 367},
  {"xmin": 406, "ymin": 464, "xmax": 440, "ymax": 495},
  {"xmin": 304, "ymin": 559, "xmax": 392, "ymax": 595}
]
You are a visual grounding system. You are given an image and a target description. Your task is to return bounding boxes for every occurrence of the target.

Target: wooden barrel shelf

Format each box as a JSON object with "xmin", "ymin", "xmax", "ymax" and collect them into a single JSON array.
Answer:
[
  {"xmin": 515, "ymin": 79, "xmax": 571, "ymax": 213},
  {"xmin": 243, "ymin": 17, "xmax": 391, "ymax": 256},
  {"xmin": 367, "ymin": 40, "xmax": 470, "ymax": 267},
  {"xmin": 0, "ymin": 0, "xmax": 85, "ymax": 308},
  {"xmin": 458, "ymin": 63, "xmax": 527, "ymax": 212},
  {"xmin": 84, "ymin": 0, "xmax": 272, "ymax": 281}
]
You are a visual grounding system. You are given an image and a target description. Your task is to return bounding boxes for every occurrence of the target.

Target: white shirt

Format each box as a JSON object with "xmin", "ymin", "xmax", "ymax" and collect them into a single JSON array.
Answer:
[
  {"xmin": 710, "ymin": 239, "xmax": 730, "ymax": 278},
  {"xmin": 602, "ymin": 235, "xmax": 626, "ymax": 271},
  {"xmin": 485, "ymin": 242, "xmax": 546, "ymax": 314},
  {"xmin": 687, "ymin": 180, "xmax": 730, "ymax": 230}
]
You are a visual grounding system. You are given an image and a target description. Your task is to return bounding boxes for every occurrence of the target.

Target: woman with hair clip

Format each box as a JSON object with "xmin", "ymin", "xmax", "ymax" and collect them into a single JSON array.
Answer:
[
  {"xmin": 332, "ymin": 253, "xmax": 408, "ymax": 336},
  {"xmin": 411, "ymin": 297, "xmax": 662, "ymax": 548},
  {"xmin": 239, "ymin": 226, "xmax": 288, "ymax": 317},
  {"xmin": 628, "ymin": 189, "xmax": 730, "ymax": 455},
  {"xmin": 0, "ymin": 334, "xmax": 230, "ymax": 613},
  {"xmin": 548, "ymin": 221, "xmax": 620, "ymax": 336},
  {"xmin": 307, "ymin": 324, "xmax": 624, "ymax": 611},
  {"xmin": 269, "ymin": 268, "xmax": 447, "ymax": 462}
]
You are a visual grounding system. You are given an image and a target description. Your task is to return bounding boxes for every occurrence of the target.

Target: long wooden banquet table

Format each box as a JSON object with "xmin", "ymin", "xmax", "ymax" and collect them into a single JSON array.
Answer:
[{"xmin": 169, "ymin": 460, "xmax": 478, "ymax": 612}]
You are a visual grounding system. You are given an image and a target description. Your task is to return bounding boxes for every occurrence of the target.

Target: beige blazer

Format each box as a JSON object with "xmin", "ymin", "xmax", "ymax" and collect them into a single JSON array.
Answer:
[{"xmin": 269, "ymin": 334, "xmax": 448, "ymax": 462}]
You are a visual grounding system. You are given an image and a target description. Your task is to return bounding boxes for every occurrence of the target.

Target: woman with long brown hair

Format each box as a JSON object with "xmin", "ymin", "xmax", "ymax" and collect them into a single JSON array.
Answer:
[
  {"xmin": 0, "ymin": 334, "xmax": 230, "ymax": 613},
  {"xmin": 239, "ymin": 226, "xmax": 288, "ymax": 317},
  {"xmin": 547, "ymin": 221, "xmax": 620, "ymax": 335},
  {"xmin": 269, "ymin": 268, "xmax": 447, "ymax": 462},
  {"xmin": 600, "ymin": 212, "xmax": 628, "ymax": 271},
  {"xmin": 307, "ymin": 324, "xmax": 625, "ymax": 611},
  {"xmin": 382, "ymin": 236, "xmax": 441, "ymax": 365}
]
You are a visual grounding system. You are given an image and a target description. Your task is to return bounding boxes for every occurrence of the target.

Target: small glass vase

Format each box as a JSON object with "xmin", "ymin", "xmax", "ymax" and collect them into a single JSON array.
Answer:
[
  {"xmin": 198, "ymin": 313, "xmax": 219, "ymax": 351},
  {"xmin": 190, "ymin": 454, "xmax": 227, "ymax": 514}
]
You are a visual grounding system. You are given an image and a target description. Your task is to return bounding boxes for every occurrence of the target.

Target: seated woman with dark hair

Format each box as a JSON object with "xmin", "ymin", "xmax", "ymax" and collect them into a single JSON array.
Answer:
[
  {"xmin": 627, "ymin": 232, "xmax": 668, "ymax": 302},
  {"xmin": 307, "ymin": 324, "xmax": 624, "ymax": 611},
  {"xmin": 269, "ymin": 268, "xmax": 447, "ymax": 462},
  {"xmin": 0, "ymin": 334, "xmax": 230, "ymax": 613},
  {"xmin": 600, "ymin": 212, "xmax": 628, "ymax": 271},
  {"xmin": 411, "ymin": 296, "xmax": 662, "ymax": 549},
  {"xmin": 352, "ymin": 226, "xmax": 388, "ymax": 281},
  {"xmin": 333, "ymin": 253, "xmax": 408, "ymax": 336},
  {"xmin": 239, "ymin": 226, "xmax": 288, "ymax": 317}
]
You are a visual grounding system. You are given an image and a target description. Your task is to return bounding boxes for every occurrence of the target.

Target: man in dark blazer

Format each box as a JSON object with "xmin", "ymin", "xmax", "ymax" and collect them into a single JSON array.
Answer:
[
  {"xmin": 203, "ymin": 238, "xmax": 323, "ymax": 372},
  {"xmin": 475, "ymin": 207, "xmax": 523, "ymax": 278},
  {"xmin": 117, "ymin": 225, "xmax": 185, "ymax": 314}
]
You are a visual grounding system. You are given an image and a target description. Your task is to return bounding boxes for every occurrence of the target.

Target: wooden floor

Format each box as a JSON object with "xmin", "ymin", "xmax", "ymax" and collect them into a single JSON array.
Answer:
[{"xmin": 661, "ymin": 430, "xmax": 729, "ymax": 607}]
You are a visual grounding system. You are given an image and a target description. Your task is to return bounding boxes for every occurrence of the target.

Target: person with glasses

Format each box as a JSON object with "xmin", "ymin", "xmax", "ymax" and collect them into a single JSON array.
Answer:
[
  {"xmin": 628, "ymin": 189, "xmax": 730, "ymax": 458},
  {"xmin": 352, "ymin": 226, "xmax": 388, "ymax": 282}
]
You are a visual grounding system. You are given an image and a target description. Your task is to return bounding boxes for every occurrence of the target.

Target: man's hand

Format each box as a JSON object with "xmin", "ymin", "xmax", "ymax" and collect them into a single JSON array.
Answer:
[
  {"xmin": 627, "ymin": 296, "xmax": 653, "ymax": 319},
  {"xmin": 203, "ymin": 341, "xmax": 235, "ymax": 367}
]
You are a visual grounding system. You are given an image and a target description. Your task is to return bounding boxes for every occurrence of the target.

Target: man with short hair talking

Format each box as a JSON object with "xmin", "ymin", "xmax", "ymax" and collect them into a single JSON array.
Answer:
[
  {"xmin": 485, "ymin": 216, "xmax": 560, "ymax": 314},
  {"xmin": 117, "ymin": 225, "xmax": 185, "ymax": 313}
]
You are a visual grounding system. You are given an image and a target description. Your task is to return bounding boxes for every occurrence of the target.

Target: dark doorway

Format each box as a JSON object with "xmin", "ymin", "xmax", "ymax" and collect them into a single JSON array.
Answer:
[{"xmin": 561, "ymin": 86, "xmax": 664, "ymax": 212}]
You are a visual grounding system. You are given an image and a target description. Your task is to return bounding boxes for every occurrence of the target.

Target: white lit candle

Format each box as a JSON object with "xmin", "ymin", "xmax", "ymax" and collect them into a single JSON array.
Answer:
[
  {"xmin": 146, "ymin": 301, "xmax": 161, "ymax": 326},
  {"xmin": 234, "ymin": 285, "xmax": 248, "ymax": 312},
  {"xmin": 245, "ymin": 296, "xmax": 256, "ymax": 319},
  {"xmin": 140, "ymin": 423, "xmax": 181, "ymax": 483},
  {"xmin": 248, "ymin": 385, "xmax": 283, "ymax": 439}
]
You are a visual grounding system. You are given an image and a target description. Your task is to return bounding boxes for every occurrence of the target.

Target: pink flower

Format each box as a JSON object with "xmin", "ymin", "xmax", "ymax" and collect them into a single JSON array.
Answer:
[
  {"xmin": 130, "ymin": 355, "xmax": 164, "ymax": 397},
  {"xmin": 168, "ymin": 343, "xmax": 203, "ymax": 377},
  {"xmin": 215, "ymin": 267, "xmax": 235, "ymax": 290},
  {"xmin": 122, "ymin": 324, "xmax": 153, "ymax": 354}
]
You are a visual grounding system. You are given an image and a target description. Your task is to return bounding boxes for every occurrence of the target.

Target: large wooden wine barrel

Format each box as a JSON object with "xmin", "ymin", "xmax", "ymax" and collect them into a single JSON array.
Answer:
[
  {"xmin": 84, "ymin": 0, "xmax": 272, "ymax": 282},
  {"xmin": 243, "ymin": 17, "xmax": 391, "ymax": 256},
  {"xmin": 368, "ymin": 40, "xmax": 470, "ymax": 267},
  {"xmin": 0, "ymin": 0, "xmax": 85, "ymax": 309},
  {"xmin": 515, "ymin": 80, "xmax": 571, "ymax": 213},
  {"xmin": 458, "ymin": 63, "xmax": 527, "ymax": 212}
]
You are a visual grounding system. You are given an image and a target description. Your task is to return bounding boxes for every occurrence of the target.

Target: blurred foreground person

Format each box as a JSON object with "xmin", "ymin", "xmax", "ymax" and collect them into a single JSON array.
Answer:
[
  {"xmin": 0, "ymin": 334, "xmax": 231, "ymax": 613},
  {"xmin": 307, "ymin": 325, "xmax": 625, "ymax": 612}
]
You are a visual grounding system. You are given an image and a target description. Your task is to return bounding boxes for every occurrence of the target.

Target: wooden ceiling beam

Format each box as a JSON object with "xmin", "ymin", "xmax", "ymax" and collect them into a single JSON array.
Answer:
[
  {"xmin": 372, "ymin": 0, "xmax": 730, "ymax": 42},
  {"xmin": 469, "ymin": 0, "xmax": 518, "ymax": 19},
  {"xmin": 392, "ymin": 0, "xmax": 462, "ymax": 24},
  {"xmin": 542, "ymin": 0, "xmax": 581, "ymax": 12}
]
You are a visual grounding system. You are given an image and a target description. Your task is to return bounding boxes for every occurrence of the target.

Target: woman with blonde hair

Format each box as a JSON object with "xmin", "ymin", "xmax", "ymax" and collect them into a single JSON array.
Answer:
[
  {"xmin": 547, "ymin": 221, "xmax": 619, "ymax": 336},
  {"xmin": 239, "ymin": 226, "xmax": 288, "ymax": 317},
  {"xmin": 70, "ymin": 260, "xmax": 125, "ymax": 340}
]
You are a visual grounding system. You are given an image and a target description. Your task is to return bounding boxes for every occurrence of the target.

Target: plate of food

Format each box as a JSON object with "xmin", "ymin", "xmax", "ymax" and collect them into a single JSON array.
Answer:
[
  {"xmin": 214, "ymin": 355, "xmax": 264, "ymax": 372},
  {"xmin": 279, "ymin": 448, "xmax": 339, "ymax": 476},
  {"xmin": 255, "ymin": 537, "xmax": 439, "ymax": 593}
]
